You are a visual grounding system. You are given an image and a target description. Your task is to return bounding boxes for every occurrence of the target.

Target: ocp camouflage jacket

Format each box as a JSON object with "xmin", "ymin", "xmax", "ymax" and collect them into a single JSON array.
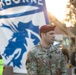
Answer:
[{"xmin": 26, "ymin": 44, "xmax": 68, "ymax": 75}]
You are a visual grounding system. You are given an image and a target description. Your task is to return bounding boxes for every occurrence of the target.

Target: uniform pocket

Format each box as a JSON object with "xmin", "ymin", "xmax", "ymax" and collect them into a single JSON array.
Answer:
[{"xmin": 56, "ymin": 68, "xmax": 61, "ymax": 75}]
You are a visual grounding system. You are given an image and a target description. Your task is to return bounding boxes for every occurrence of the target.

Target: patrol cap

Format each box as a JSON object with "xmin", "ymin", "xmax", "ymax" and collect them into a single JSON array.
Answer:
[{"xmin": 39, "ymin": 25, "xmax": 55, "ymax": 33}]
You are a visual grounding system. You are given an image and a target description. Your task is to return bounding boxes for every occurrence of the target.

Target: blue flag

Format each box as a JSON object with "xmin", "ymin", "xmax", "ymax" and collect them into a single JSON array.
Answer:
[{"xmin": 0, "ymin": 0, "xmax": 49, "ymax": 73}]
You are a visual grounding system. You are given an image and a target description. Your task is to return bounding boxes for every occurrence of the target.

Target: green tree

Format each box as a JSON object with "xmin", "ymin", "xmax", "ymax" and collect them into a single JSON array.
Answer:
[{"xmin": 64, "ymin": 0, "xmax": 76, "ymax": 27}]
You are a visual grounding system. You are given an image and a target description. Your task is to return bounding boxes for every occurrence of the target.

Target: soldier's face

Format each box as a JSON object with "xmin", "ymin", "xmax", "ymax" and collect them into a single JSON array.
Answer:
[{"xmin": 43, "ymin": 31, "xmax": 55, "ymax": 44}]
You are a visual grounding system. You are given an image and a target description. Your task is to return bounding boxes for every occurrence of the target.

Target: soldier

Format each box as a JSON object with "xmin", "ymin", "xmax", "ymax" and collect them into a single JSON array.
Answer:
[
  {"xmin": 0, "ymin": 54, "xmax": 4, "ymax": 75},
  {"xmin": 26, "ymin": 25, "xmax": 68, "ymax": 75},
  {"xmin": 70, "ymin": 47, "xmax": 76, "ymax": 75}
]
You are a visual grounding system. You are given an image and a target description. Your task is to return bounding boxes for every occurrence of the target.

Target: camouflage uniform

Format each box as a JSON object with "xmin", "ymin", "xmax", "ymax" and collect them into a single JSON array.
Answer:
[{"xmin": 26, "ymin": 44, "xmax": 68, "ymax": 75}]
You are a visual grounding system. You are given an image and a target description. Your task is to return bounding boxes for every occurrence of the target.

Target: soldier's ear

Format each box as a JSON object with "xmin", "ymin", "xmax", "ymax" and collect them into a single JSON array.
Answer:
[{"xmin": 41, "ymin": 33, "xmax": 46, "ymax": 37}]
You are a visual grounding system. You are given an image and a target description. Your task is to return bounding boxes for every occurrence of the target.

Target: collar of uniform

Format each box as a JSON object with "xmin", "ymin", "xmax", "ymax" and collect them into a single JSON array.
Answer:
[{"xmin": 38, "ymin": 43, "xmax": 56, "ymax": 53}]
